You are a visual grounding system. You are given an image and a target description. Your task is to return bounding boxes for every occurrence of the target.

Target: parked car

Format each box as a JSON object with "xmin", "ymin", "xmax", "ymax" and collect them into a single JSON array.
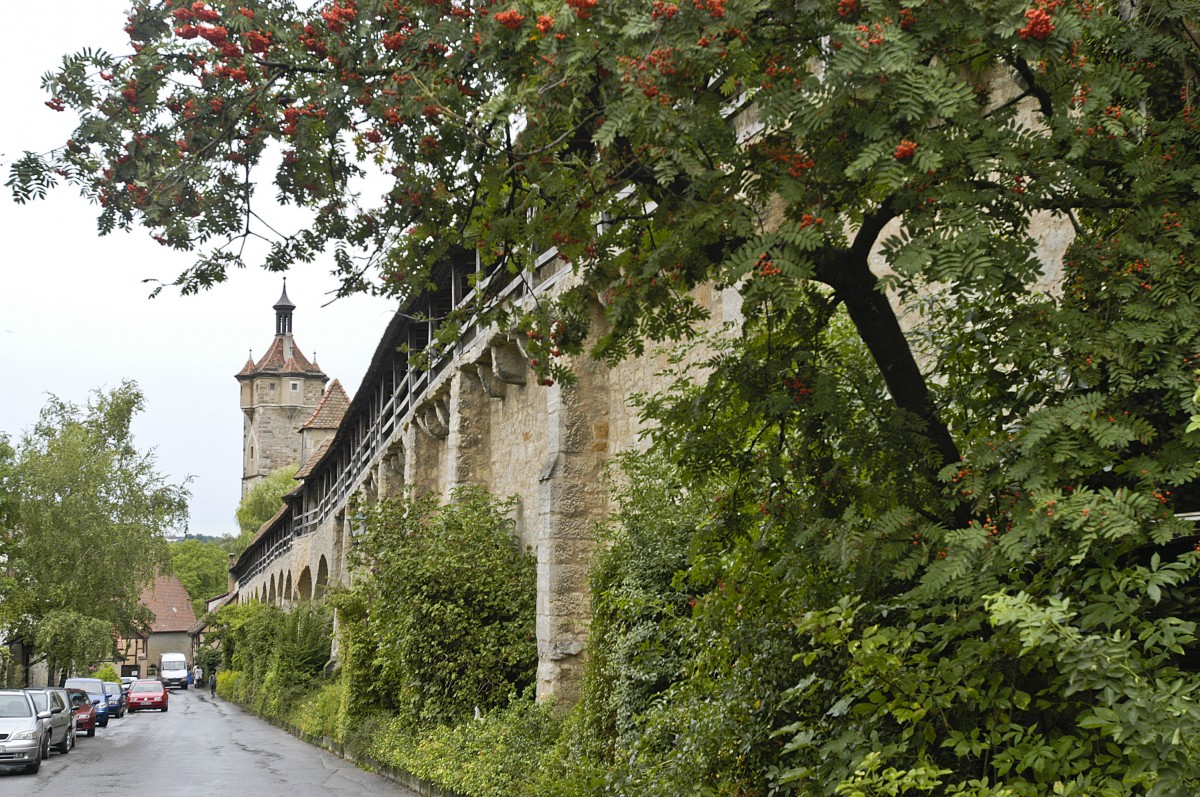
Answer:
[
  {"xmin": 23, "ymin": 688, "xmax": 73, "ymax": 755},
  {"xmin": 102, "ymin": 681, "xmax": 126, "ymax": 719},
  {"xmin": 63, "ymin": 677, "xmax": 109, "ymax": 728},
  {"xmin": 0, "ymin": 690, "xmax": 50, "ymax": 774},
  {"xmin": 65, "ymin": 687, "xmax": 97, "ymax": 737},
  {"xmin": 120, "ymin": 676, "xmax": 137, "ymax": 695},
  {"xmin": 126, "ymin": 679, "xmax": 169, "ymax": 712},
  {"xmin": 43, "ymin": 687, "xmax": 77, "ymax": 750}
]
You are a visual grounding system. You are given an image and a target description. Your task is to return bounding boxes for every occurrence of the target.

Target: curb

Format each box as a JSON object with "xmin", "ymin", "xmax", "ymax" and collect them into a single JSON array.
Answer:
[{"xmin": 235, "ymin": 703, "xmax": 465, "ymax": 797}]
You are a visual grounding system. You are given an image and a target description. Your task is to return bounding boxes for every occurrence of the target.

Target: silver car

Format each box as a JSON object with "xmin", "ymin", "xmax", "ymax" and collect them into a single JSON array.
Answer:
[
  {"xmin": 0, "ymin": 690, "xmax": 50, "ymax": 774},
  {"xmin": 24, "ymin": 688, "xmax": 74, "ymax": 755}
]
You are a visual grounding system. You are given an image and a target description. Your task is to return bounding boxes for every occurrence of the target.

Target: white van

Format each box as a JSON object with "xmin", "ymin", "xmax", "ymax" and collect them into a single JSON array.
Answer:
[{"xmin": 159, "ymin": 653, "xmax": 189, "ymax": 690}]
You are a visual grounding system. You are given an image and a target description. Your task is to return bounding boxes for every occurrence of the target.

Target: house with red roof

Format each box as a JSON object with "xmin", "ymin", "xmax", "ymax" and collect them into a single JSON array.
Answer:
[{"xmin": 115, "ymin": 572, "xmax": 197, "ymax": 679}]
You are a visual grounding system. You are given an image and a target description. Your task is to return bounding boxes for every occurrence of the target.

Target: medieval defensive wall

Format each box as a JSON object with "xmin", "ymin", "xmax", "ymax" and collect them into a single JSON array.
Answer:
[{"xmin": 227, "ymin": 252, "xmax": 743, "ymax": 703}]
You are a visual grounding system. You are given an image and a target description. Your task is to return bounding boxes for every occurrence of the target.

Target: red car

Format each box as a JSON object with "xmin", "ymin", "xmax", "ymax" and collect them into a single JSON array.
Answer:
[
  {"xmin": 66, "ymin": 687, "xmax": 97, "ymax": 737},
  {"xmin": 126, "ymin": 680, "xmax": 168, "ymax": 712}
]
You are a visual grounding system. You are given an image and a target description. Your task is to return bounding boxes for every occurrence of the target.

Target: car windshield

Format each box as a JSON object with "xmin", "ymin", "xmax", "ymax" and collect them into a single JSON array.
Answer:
[
  {"xmin": 68, "ymin": 691, "xmax": 89, "ymax": 707},
  {"xmin": 0, "ymin": 695, "xmax": 32, "ymax": 718},
  {"xmin": 26, "ymin": 691, "xmax": 48, "ymax": 711},
  {"xmin": 131, "ymin": 683, "xmax": 162, "ymax": 693}
]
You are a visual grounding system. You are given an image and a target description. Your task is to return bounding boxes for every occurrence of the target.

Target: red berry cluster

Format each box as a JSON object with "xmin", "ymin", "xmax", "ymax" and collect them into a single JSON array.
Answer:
[
  {"xmin": 693, "ymin": 0, "xmax": 726, "ymax": 19},
  {"xmin": 494, "ymin": 9, "xmax": 526, "ymax": 29},
  {"xmin": 776, "ymin": 151, "xmax": 814, "ymax": 178},
  {"xmin": 853, "ymin": 22, "xmax": 885, "ymax": 48},
  {"xmin": 320, "ymin": 2, "xmax": 358, "ymax": 33},
  {"xmin": 566, "ymin": 0, "xmax": 597, "ymax": 19},
  {"xmin": 1018, "ymin": 0, "xmax": 1061, "ymax": 40},
  {"xmin": 537, "ymin": 15, "xmax": 554, "ymax": 32},
  {"xmin": 651, "ymin": 1, "xmax": 678, "ymax": 20},
  {"xmin": 783, "ymin": 375, "xmax": 812, "ymax": 402},
  {"xmin": 281, "ymin": 104, "xmax": 327, "ymax": 136},
  {"xmin": 756, "ymin": 252, "xmax": 781, "ymax": 277},
  {"xmin": 214, "ymin": 64, "xmax": 248, "ymax": 83},
  {"xmin": 172, "ymin": 2, "xmax": 220, "ymax": 24},
  {"xmin": 894, "ymin": 139, "xmax": 917, "ymax": 160},
  {"xmin": 299, "ymin": 23, "xmax": 328, "ymax": 59},
  {"xmin": 382, "ymin": 31, "xmax": 409, "ymax": 50},
  {"xmin": 837, "ymin": 0, "xmax": 859, "ymax": 17},
  {"xmin": 244, "ymin": 30, "xmax": 272, "ymax": 54}
]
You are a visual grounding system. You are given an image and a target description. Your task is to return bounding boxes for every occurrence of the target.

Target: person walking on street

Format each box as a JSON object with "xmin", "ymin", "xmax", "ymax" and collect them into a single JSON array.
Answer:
[{"xmin": 208, "ymin": 671, "xmax": 217, "ymax": 697}]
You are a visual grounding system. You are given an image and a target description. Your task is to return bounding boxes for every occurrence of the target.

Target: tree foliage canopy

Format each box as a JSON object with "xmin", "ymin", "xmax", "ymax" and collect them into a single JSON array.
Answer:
[
  {"xmin": 13, "ymin": 0, "xmax": 1198, "ymax": 421},
  {"xmin": 170, "ymin": 537, "xmax": 232, "ymax": 615},
  {"xmin": 0, "ymin": 382, "xmax": 189, "ymax": 680},
  {"xmin": 234, "ymin": 463, "xmax": 297, "ymax": 551}
]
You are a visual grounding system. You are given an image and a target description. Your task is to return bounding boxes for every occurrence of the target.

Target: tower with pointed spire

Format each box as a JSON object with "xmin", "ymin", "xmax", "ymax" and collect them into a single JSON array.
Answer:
[{"xmin": 236, "ymin": 281, "xmax": 329, "ymax": 495}]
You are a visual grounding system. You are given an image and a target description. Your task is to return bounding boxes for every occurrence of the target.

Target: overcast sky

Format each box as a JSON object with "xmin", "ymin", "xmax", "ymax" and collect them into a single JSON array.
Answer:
[{"xmin": 0, "ymin": 3, "xmax": 396, "ymax": 537}]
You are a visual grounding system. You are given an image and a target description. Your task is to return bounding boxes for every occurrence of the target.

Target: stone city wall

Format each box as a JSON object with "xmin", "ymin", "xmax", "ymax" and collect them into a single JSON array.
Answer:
[{"xmin": 231, "ymin": 270, "xmax": 745, "ymax": 705}]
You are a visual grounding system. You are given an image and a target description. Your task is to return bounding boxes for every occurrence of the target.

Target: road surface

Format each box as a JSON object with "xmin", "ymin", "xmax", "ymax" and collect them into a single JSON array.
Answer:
[{"xmin": 0, "ymin": 685, "xmax": 418, "ymax": 796}]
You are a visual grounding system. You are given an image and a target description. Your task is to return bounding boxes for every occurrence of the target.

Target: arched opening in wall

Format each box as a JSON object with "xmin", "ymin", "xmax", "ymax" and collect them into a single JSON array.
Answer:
[
  {"xmin": 315, "ymin": 556, "xmax": 329, "ymax": 598},
  {"xmin": 297, "ymin": 567, "xmax": 313, "ymax": 601},
  {"xmin": 284, "ymin": 571, "xmax": 293, "ymax": 604},
  {"xmin": 268, "ymin": 575, "xmax": 276, "ymax": 604}
]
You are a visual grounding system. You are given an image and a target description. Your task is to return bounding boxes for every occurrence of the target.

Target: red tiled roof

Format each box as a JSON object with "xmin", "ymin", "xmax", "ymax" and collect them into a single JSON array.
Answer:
[
  {"xmin": 140, "ymin": 573, "xmax": 198, "ymax": 633},
  {"xmin": 235, "ymin": 355, "xmax": 257, "ymax": 377},
  {"xmin": 295, "ymin": 438, "xmax": 333, "ymax": 479},
  {"xmin": 235, "ymin": 334, "xmax": 326, "ymax": 380},
  {"xmin": 302, "ymin": 379, "xmax": 350, "ymax": 430},
  {"xmin": 189, "ymin": 590, "xmax": 239, "ymax": 634}
]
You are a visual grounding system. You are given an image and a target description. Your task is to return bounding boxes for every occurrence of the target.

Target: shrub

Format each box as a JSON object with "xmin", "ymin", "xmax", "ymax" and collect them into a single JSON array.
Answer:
[
  {"xmin": 372, "ymin": 698, "xmax": 563, "ymax": 797},
  {"xmin": 351, "ymin": 485, "xmax": 537, "ymax": 729},
  {"xmin": 93, "ymin": 663, "xmax": 121, "ymax": 684},
  {"xmin": 290, "ymin": 681, "xmax": 342, "ymax": 742}
]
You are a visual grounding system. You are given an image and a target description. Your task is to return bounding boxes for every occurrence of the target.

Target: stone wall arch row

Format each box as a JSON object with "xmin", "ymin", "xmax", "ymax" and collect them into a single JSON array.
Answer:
[
  {"xmin": 297, "ymin": 566, "xmax": 313, "ymax": 601},
  {"xmin": 315, "ymin": 555, "xmax": 329, "ymax": 598}
]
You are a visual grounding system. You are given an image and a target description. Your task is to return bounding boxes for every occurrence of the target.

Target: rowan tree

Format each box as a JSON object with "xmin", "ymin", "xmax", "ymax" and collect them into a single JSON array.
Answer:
[{"xmin": 10, "ymin": 0, "xmax": 1200, "ymax": 791}]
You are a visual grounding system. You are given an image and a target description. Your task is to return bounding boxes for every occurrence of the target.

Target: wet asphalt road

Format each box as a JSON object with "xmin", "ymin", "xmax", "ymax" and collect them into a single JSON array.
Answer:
[{"xmin": 0, "ymin": 686, "xmax": 418, "ymax": 796}]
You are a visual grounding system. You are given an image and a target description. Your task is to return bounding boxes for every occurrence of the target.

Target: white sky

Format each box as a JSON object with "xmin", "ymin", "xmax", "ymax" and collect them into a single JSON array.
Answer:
[{"xmin": 0, "ymin": 3, "xmax": 396, "ymax": 537}]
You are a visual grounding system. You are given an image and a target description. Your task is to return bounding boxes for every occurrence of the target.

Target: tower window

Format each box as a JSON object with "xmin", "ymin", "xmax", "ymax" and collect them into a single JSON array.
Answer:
[
  {"xmin": 269, "ymin": 383, "xmax": 275, "ymax": 391},
  {"xmin": 291, "ymin": 381, "xmax": 300, "ymax": 392}
]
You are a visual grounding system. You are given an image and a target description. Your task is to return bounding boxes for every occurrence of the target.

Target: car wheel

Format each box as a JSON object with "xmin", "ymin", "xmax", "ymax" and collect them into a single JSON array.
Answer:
[
  {"xmin": 163, "ymin": 703, "xmax": 168, "ymax": 712},
  {"xmin": 41, "ymin": 735, "xmax": 50, "ymax": 760},
  {"xmin": 57, "ymin": 730, "xmax": 70, "ymax": 754},
  {"xmin": 25, "ymin": 754, "xmax": 41, "ymax": 775},
  {"xmin": 86, "ymin": 726, "xmax": 95, "ymax": 737}
]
